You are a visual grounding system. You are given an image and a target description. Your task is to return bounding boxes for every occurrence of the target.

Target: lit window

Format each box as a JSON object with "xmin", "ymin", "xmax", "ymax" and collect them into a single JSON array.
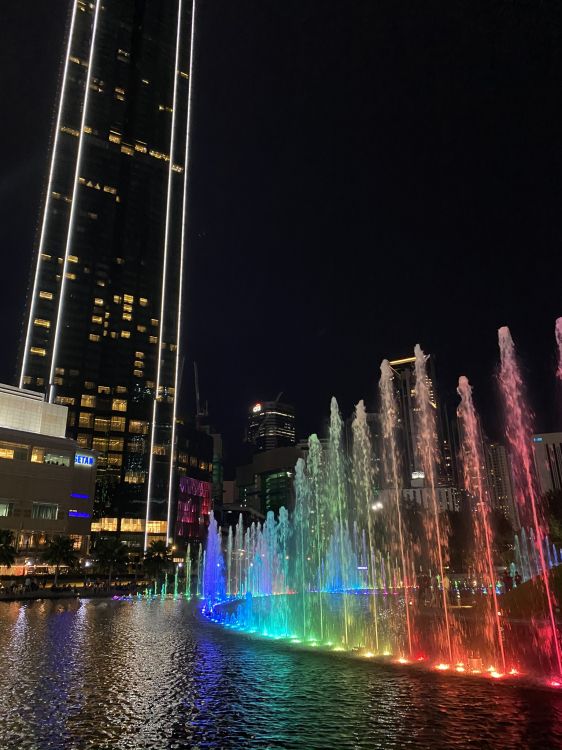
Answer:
[
  {"xmin": 113, "ymin": 295, "xmax": 122, "ymax": 304},
  {"xmin": 123, "ymin": 304, "xmax": 133, "ymax": 312},
  {"xmin": 109, "ymin": 132, "xmax": 121, "ymax": 144},
  {"xmin": 152, "ymin": 444, "xmax": 166, "ymax": 455},
  {"xmin": 32, "ymin": 503, "xmax": 58, "ymax": 520},
  {"xmin": 92, "ymin": 437, "xmax": 109, "ymax": 452},
  {"xmin": 79, "ymin": 412, "xmax": 93, "ymax": 428},
  {"xmin": 84, "ymin": 381, "xmax": 95, "ymax": 390},
  {"xmin": 39, "ymin": 291, "xmax": 53, "ymax": 300},
  {"xmin": 134, "ymin": 142, "xmax": 147, "ymax": 153},
  {"xmin": 108, "ymin": 454, "xmax": 122, "ymax": 467},
  {"xmin": 121, "ymin": 330, "xmax": 131, "ymax": 338},
  {"xmin": 55, "ymin": 396, "xmax": 75, "ymax": 406},
  {"xmin": 66, "ymin": 273, "xmax": 76, "ymax": 280},
  {"xmin": 89, "ymin": 334, "xmax": 100, "ymax": 342},
  {"xmin": 139, "ymin": 298, "xmax": 148, "ymax": 307},
  {"xmin": 77, "ymin": 434, "xmax": 91, "ymax": 448},
  {"xmin": 111, "ymin": 416, "xmax": 126, "ymax": 432},
  {"xmin": 122, "ymin": 313, "xmax": 132, "ymax": 321},
  {"xmin": 68, "ymin": 255, "xmax": 78, "ymax": 263},
  {"xmin": 109, "ymin": 437, "xmax": 124, "ymax": 451},
  {"xmin": 112, "ymin": 399, "xmax": 127, "ymax": 412},
  {"xmin": 94, "ymin": 297, "xmax": 104, "ymax": 306},
  {"xmin": 91, "ymin": 315, "xmax": 103, "ymax": 324},
  {"xmin": 30, "ymin": 447, "xmax": 45, "ymax": 464},
  {"xmin": 94, "ymin": 418, "xmax": 110, "ymax": 432},
  {"xmin": 121, "ymin": 518, "xmax": 144, "ymax": 532},
  {"xmin": 124, "ymin": 472, "xmax": 145, "ymax": 484},
  {"xmin": 137, "ymin": 325, "xmax": 147, "ymax": 333},
  {"xmin": 98, "ymin": 517, "xmax": 118, "ymax": 532},
  {"xmin": 134, "ymin": 360, "xmax": 143, "ymax": 368},
  {"xmin": 98, "ymin": 386, "xmax": 111, "ymax": 394},
  {"xmin": 81, "ymin": 394, "xmax": 96, "ymax": 408},
  {"xmin": 150, "ymin": 319, "xmax": 158, "ymax": 326},
  {"xmin": 149, "ymin": 336, "xmax": 157, "ymax": 344},
  {"xmin": 135, "ymin": 351, "xmax": 145, "ymax": 359},
  {"xmin": 133, "ymin": 370, "xmax": 143, "ymax": 377},
  {"xmin": 124, "ymin": 294, "xmax": 134, "ymax": 304},
  {"xmin": 30, "ymin": 347, "xmax": 46, "ymax": 357},
  {"xmin": 34, "ymin": 318, "xmax": 50, "ymax": 328},
  {"xmin": 61, "ymin": 125, "xmax": 79, "ymax": 137},
  {"xmin": 129, "ymin": 420, "xmax": 148, "ymax": 435},
  {"xmin": 41, "ymin": 253, "xmax": 51, "ymax": 261},
  {"xmin": 120, "ymin": 144, "xmax": 134, "ymax": 156}
]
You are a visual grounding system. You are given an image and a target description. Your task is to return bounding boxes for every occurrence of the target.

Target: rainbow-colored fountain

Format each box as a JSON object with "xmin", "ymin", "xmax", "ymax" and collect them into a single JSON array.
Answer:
[{"xmin": 202, "ymin": 325, "xmax": 562, "ymax": 688}]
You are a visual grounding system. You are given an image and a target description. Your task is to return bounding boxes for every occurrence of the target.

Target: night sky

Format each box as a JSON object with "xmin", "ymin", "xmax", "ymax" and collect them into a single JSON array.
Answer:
[{"xmin": 2, "ymin": 1, "xmax": 562, "ymax": 471}]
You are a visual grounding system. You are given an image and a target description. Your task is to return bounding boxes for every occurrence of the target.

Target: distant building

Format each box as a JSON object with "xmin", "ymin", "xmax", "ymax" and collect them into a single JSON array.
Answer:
[
  {"xmin": 0, "ymin": 384, "xmax": 96, "ymax": 567},
  {"xmin": 386, "ymin": 355, "xmax": 453, "ymax": 487},
  {"xmin": 247, "ymin": 401, "xmax": 296, "ymax": 452},
  {"xmin": 532, "ymin": 433, "xmax": 562, "ymax": 496},
  {"xmin": 236, "ymin": 446, "xmax": 303, "ymax": 516},
  {"xmin": 484, "ymin": 441, "xmax": 518, "ymax": 528}
]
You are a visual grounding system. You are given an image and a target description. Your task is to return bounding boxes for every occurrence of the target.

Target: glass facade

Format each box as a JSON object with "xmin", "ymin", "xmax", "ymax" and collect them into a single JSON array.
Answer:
[{"xmin": 19, "ymin": 0, "xmax": 196, "ymax": 542}]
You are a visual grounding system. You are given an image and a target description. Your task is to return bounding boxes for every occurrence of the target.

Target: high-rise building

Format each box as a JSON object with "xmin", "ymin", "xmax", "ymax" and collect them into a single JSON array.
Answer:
[
  {"xmin": 484, "ymin": 441, "xmax": 518, "ymax": 528},
  {"xmin": 532, "ymin": 433, "xmax": 562, "ymax": 496},
  {"xmin": 247, "ymin": 401, "xmax": 296, "ymax": 452},
  {"xmin": 18, "ymin": 0, "xmax": 196, "ymax": 546},
  {"xmin": 387, "ymin": 355, "xmax": 451, "ymax": 486}
]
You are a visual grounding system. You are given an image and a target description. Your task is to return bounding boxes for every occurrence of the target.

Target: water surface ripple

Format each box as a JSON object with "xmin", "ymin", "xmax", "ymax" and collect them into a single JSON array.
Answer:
[{"xmin": 1, "ymin": 599, "xmax": 561, "ymax": 750}]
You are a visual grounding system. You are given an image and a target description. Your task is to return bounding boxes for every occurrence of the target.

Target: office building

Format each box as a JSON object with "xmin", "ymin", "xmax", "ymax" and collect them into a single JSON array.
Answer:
[
  {"xmin": 386, "ymin": 355, "xmax": 452, "ymax": 487},
  {"xmin": 92, "ymin": 419, "xmax": 212, "ymax": 555},
  {"xmin": 247, "ymin": 401, "xmax": 296, "ymax": 452},
  {"xmin": 0, "ymin": 384, "xmax": 96, "ymax": 566},
  {"xmin": 532, "ymin": 433, "xmax": 562, "ymax": 496},
  {"xmin": 236, "ymin": 446, "xmax": 303, "ymax": 516},
  {"xmin": 484, "ymin": 441, "xmax": 518, "ymax": 528},
  {"xmin": 18, "ymin": 0, "xmax": 196, "ymax": 544}
]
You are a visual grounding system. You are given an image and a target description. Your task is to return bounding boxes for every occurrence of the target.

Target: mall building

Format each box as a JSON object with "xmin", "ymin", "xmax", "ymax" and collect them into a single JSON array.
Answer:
[{"xmin": 0, "ymin": 384, "xmax": 96, "ymax": 561}]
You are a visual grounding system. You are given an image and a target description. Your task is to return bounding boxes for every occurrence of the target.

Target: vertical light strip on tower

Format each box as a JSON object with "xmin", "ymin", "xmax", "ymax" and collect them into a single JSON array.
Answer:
[
  {"xmin": 166, "ymin": 0, "xmax": 198, "ymax": 540},
  {"xmin": 144, "ymin": 0, "xmax": 184, "ymax": 551},
  {"xmin": 47, "ymin": 0, "xmax": 102, "ymax": 403},
  {"xmin": 19, "ymin": 1, "xmax": 79, "ymax": 390}
]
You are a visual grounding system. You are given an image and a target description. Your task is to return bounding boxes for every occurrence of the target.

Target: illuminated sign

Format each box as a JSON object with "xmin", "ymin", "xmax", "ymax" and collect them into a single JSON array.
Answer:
[
  {"xmin": 75, "ymin": 453, "xmax": 94, "ymax": 466},
  {"xmin": 70, "ymin": 492, "xmax": 89, "ymax": 499},
  {"xmin": 533, "ymin": 437, "xmax": 543, "ymax": 443},
  {"xmin": 411, "ymin": 470, "xmax": 425, "ymax": 480},
  {"xmin": 68, "ymin": 510, "xmax": 91, "ymax": 519},
  {"xmin": 252, "ymin": 403, "xmax": 262, "ymax": 413}
]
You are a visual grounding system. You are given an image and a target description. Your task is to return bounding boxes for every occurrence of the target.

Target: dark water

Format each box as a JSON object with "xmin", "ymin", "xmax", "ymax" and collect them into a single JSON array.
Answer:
[{"xmin": 1, "ymin": 599, "xmax": 562, "ymax": 750}]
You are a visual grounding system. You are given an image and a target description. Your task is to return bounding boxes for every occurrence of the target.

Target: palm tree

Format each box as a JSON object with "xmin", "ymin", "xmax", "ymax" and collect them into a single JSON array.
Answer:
[
  {"xmin": 0, "ymin": 530, "xmax": 17, "ymax": 569},
  {"xmin": 144, "ymin": 540, "xmax": 172, "ymax": 585},
  {"xmin": 95, "ymin": 537, "xmax": 129, "ymax": 588},
  {"xmin": 41, "ymin": 536, "xmax": 78, "ymax": 586}
]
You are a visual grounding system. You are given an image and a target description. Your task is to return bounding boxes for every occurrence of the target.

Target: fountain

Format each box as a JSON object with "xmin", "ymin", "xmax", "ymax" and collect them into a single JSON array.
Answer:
[{"xmin": 200, "ymin": 325, "xmax": 562, "ymax": 687}]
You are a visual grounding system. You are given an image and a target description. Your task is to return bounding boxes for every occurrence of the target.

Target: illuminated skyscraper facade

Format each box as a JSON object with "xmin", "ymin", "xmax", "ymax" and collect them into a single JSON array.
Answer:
[{"xmin": 19, "ymin": 0, "xmax": 196, "ymax": 546}]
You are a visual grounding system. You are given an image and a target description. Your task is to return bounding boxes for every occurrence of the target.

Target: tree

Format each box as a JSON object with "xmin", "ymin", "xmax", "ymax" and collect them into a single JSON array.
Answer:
[
  {"xmin": 0, "ymin": 530, "xmax": 17, "ymax": 569},
  {"xmin": 143, "ymin": 540, "xmax": 172, "ymax": 583},
  {"xmin": 94, "ymin": 537, "xmax": 128, "ymax": 587},
  {"xmin": 42, "ymin": 536, "xmax": 79, "ymax": 586}
]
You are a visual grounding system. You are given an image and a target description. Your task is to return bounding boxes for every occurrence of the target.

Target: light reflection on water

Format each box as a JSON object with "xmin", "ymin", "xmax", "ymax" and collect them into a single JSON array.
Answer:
[{"xmin": 1, "ymin": 599, "xmax": 562, "ymax": 749}]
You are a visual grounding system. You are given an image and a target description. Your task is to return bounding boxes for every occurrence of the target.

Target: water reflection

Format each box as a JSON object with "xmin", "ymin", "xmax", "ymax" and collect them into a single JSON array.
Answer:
[{"xmin": 1, "ymin": 599, "xmax": 562, "ymax": 749}]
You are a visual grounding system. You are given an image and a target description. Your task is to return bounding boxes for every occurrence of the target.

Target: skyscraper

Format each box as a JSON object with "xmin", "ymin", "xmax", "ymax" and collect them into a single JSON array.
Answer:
[
  {"xmin": 387, "ymin": 355, "xmax": 451, "ymax": 486},
  {"xmin": 247, "ymin": 400, "xmax": 296, "ymax": 452},
  {"xmin": 19, "ymin": 0, "xmax": 196, "ymax": 547}
]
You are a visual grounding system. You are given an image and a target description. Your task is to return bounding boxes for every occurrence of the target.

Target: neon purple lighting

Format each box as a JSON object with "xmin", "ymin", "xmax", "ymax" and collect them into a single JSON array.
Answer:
[{"xmin": 68, "ymin": 511, "xmax": 90, "ymax": 519}]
